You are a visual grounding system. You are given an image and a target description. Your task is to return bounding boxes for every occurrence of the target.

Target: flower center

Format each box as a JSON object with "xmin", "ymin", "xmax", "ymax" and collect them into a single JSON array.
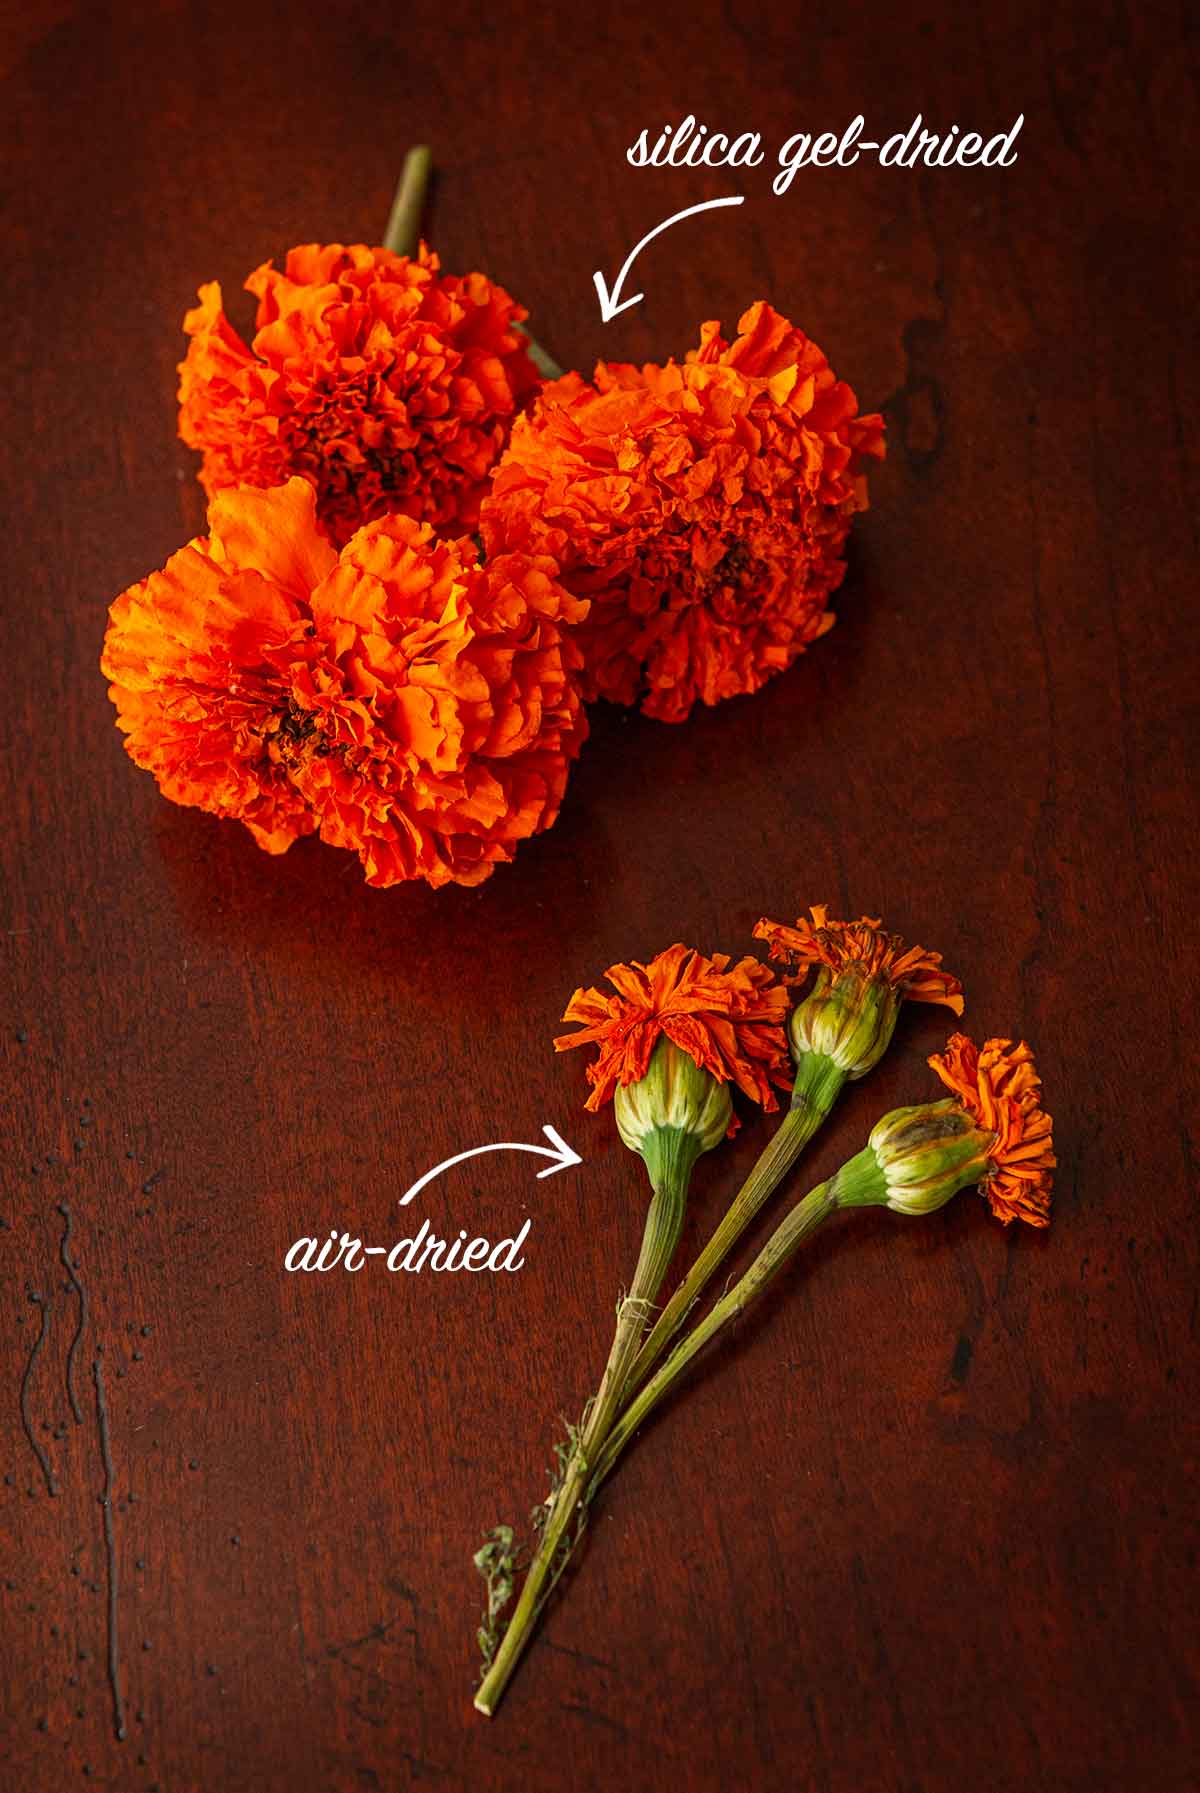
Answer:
[
  {"xmin": 271, "ymin": 701, "xmax": 326, "ymax": 766},
  {"xmin": 701, "ymin": 540, "xmax": 772, "ymax": 623}
]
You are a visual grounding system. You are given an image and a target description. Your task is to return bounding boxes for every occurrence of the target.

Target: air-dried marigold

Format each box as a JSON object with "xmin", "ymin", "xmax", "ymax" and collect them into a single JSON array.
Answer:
[
  {"xmin": 754, "ymin": 904, "xmax": 963, "ymax": 1082},
  {"xmin": 554, "ymin": 943, "xmax": 792, "ymax": 1128},
  {"xmin": 755, "ymin": 904, "xmax": 964, "ymax": 1001},
  {"xmin": 838, "ymin": 1033, "xmax": 1055, "ymax": 1226},
  {"xmin": 480, "ymin": 302, "xmax": 885, "ymax": 723},
  {"xmin": 101, "ymin": 478, "xmax": 587, "ymax": 888},
  {"xmin": 925, "ymin": 1034, "xmax": 1056, "ymax": 1226},
  {"xmin": 178, "ymin": 243, "xmax": 540, "ymax": 547}
]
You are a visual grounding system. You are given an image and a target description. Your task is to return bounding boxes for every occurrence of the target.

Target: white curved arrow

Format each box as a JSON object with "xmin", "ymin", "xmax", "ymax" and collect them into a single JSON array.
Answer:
[
  {"xmin": 397, "ymin": 1126, "xmax": 582, "ymax": 1206},
  {"xmin": 593, "ymin": 195, "xmax": 746, "ymax": 323}
]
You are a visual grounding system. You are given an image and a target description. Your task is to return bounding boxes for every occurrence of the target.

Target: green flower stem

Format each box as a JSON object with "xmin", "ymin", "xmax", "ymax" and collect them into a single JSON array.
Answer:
[
  {"xmin": 590, "ymin": 1174, "xmax": 844, "ymax": 1494},
  {"xmin": 620, "ymin": 1053, "xmax": 847, "ymax": 1404},
  {"xmin": 473, "ymin": 1132, "xmax": 698, "ymax": 1717},
  {"xmin": 382, "ymin": 147, "xmax": 563, "ymax": 379},
  {"xmin": 383, "ymin": 145, "xmax": 433, "ymax": 257},
  {"xmin": 514, "ymin": 323, "xmax": 565, "ymax": 382}
]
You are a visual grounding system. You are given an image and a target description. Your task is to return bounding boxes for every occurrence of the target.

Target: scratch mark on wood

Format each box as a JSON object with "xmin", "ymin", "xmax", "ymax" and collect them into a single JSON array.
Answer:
[
  {"xmin": 92, "ymin": 1353, "xmax": 126, "ymax": 1741},
  {"xmin": 58, "ymin": 1202, "xmax": 87, "ymax": 1423},
  {"xmin": 20, "ymin": 1290, "xmax": 57, "ymax": 1496}
]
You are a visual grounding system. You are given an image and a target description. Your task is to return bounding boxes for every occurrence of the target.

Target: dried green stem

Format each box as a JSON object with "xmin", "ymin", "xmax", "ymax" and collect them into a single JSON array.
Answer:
[
  {"xmin": 591, "ymin": 1175, "xmax": 842, "ymax": 1493},
  {"xmin": 620, "ymin": 1054, "xmax": 846, "ymax": 1405},
  {"xmin": 473, "ymin": 1135, "xmax": 697, "ymax": 1717},
  {"xmin": 383, "ymin": 146, "xmax": 562, "ymax": 380},
  {"xmin": 383, "ymin": 145, "xmax": 433, "ymax": 258},
  {"xmin": 515, "ymin": 323, "xmax": 565, "ymax": 382}
]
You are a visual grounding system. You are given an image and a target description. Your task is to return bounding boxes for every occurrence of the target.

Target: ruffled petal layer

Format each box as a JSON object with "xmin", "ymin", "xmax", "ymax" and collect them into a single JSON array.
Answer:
[
  {"xmin": 179, "ymin": 244, "xmax": 541, "ymax": 548},
  {"xmin": 481, "ymin": 303, "xmax": 885, "ymax": 722},
  {"xmin": 102, "ymin": 479, "xmax": 587, "ymax": 888}
]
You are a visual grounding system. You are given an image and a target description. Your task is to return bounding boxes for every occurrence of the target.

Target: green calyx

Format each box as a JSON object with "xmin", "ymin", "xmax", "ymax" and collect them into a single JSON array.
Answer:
[
  {"xmin": 789, "ymin": 1045, "xmax": 849, "ymax": 1125},
  {"xmin": 614, "ymin": 1037, "xmax": 732, "ymax": 1171},
  {"xmin": 788, "ymin": 964, "xmax": 900, "ymax": 1081},
  {"xmin": 866, "ymin": 1099, "xmax": 994, "ymax": 1215},
  {"xmin": 806, "ymin": 1100, "xmax": 995, "ymax": 1218},
  {"xmin": 827, "ymin": 1142, "xmax": 890, "ymax": 1209},
  {"xmin": 634, "ymin": 1123, "xmax": 707, "ymax": 1193}
]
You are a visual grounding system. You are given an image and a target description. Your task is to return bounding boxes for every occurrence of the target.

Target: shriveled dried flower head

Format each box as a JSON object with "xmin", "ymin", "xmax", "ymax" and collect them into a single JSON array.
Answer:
[
  {"xmin": 102, "ymin": 478, "xmax": 587, "ymax": 889},
  {"xmin": 178, "ymin": 243, "xmax": 540, "ymax": 547},
  {"xmin": 754, "ymin": 904, "xmax": 963, "ymax": 1081},
  {"xmin": 843, "ymin": 1035, "xmax": 1055, "ymax": 1225},
  {"xmin": 481, "ymin": 302, "xmax": 885, "ymax": 722},
  {"xmin": 927, "ymin": 1034, "xmax": 1056, "ymax": 1226},
  {"xmin": 554, "ymin": 943, "xmax": 792, "ymax": 1126},
  {"xmin": 754, "ymin": 904, "xmax": 964, "ymax": 1008}
]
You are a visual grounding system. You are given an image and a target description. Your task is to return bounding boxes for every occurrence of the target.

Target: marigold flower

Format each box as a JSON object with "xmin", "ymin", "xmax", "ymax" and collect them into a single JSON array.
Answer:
[
  {"xmin": 102, "ymin": 477, "xmax": 587, "ymax": 889},
  {"xmin": 754, "ymin": 903, "xmax": 964, "ymax": 1004},
  {"xmin": 480, "ymin": 301, "xmax": 884, "ymax": 723},
  {"xmin": 554, "ymin": 943, "xmax": 792, "ymax": 1126},
  {"xmin": 178, "ymin": 243, "xmax": 541, "ymax": 547},
  {"xmin": 754, "ymin": 904, "xmax": 964, "ymax": 1083},
  {"xmin": 478, "ymin": 946, "xmax": 789, "ymax": 1715},
  {"xmin": 926, "ymin": 1034, "xmax": 1056, "ymax": 1226},
  {"xmin": 838, "ymin": 1033, "xmax": 1055, "ymax": 1225}
]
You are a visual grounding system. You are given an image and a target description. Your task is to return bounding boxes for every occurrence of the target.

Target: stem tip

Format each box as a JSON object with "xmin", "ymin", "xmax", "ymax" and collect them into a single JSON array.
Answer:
[{"xmin": 383, "ymin": 145, "xmax": 434, "ymax": 258}]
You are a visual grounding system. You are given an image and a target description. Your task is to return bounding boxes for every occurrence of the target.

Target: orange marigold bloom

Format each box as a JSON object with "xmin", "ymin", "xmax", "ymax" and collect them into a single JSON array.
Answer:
[
  {"xmin": 178, "ymin": 243, "xmax": 541, "ymax": 547},
  {"xmin": 480, "ymin": 301, "xmax": 885, "ymax": 723},
  {"xmin": 754, "ymin": 903, "xmax": 962, "ymax": 1084},
  {"xmin": 554, "ymin": 943, "xmax": 792, "ymax": 1124},
  {"xmin": 928, "ymin": 1034, "xmax": 1056, "ymax": 1226},
  {"xmin": 102, "ymin": 478, "xmax": 587, "ymax": 889},
  {"xmin": 754, "ymin": 904, "xmax": 964, "ymax": 1011}
]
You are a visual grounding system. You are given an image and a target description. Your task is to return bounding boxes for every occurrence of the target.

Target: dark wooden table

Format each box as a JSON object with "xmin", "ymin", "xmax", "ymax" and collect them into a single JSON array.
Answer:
[{"xmin": 2, "ymin": 2, "xmax": 1196, "ymax": 1788}]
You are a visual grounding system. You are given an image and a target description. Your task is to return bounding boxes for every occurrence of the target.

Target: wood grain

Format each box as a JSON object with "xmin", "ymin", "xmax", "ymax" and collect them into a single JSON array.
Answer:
[{"xmin": 1, "ymin": 1, "xmax": 1196, "ymax": 1788}]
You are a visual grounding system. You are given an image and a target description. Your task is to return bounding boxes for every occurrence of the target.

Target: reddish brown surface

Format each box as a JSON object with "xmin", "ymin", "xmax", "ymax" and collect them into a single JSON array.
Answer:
[{"xmin": 1, "ymin": 2, "xmax": 1196, "ymax": 1789}]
